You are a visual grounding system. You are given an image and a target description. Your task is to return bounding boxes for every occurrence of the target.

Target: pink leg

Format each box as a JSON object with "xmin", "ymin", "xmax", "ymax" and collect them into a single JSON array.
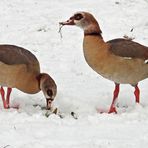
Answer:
[
  {"xmin": 134, "ymin": 84, "xmax": 140, "ymax": 103},
  {"xmin": 0, "ymin": 86, "xmax": 8, "ymax": 109},
  {"xmin": 108, "ymin": 83, "xmax": 120, "ymax": 113},
  {"xmin": 0, "ymin": 87, "xmax": 12, "ymax": 109},
  {"xmin": 6, "ymin": 87, "xmax": 12, "ymax": 108}
]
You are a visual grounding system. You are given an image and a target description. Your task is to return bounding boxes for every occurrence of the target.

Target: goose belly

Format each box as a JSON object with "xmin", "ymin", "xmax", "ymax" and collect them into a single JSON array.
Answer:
[{"xmin": 91, "ymin": 57, "xmax": 148, "ymax": 85}]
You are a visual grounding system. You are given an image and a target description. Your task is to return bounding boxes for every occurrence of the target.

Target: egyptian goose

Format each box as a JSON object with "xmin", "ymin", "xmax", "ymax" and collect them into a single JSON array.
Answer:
[
  {"xmin": 0, "ymin": 45, "xmax": 57, "ymax": 110},
  {"xmin": 60, "ymin": 12, "xmax": 148, "ymax": 113}
]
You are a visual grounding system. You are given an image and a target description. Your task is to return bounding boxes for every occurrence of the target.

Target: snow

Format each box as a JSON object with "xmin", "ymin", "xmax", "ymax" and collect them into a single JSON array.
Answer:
[{"xmin": 0, "ymin": 0, "xmax": 148, "ymax": 147}]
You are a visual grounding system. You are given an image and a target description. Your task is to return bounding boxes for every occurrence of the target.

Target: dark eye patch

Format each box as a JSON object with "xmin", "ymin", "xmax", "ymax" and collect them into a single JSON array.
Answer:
[
  {"xmin": 74, "ymin": 13, "xmax": 83, "ymax": 20},
  {"xmin": 47, "ymin": 89, "xmax": 53, "ymax": 97}
]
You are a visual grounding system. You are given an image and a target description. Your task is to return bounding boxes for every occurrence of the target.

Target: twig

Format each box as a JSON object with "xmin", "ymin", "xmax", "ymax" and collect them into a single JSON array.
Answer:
[
  {"xmin": 71, "ymin": 112, "xmax": 78, "ymax": 119},
  {"xmin": 1, "ymin": 145, "xmax": 10, "ymax": 148},
  {"xmin": 58, "ymin": 24, "xmax": 64, "ymax": 38},
  {"xmin": 123, "ymin": 35, "xmax": 135, "ymax": 41},
  {"xmin": 130, "ymin": 28, "xmax": 134, "ymax": 32}
]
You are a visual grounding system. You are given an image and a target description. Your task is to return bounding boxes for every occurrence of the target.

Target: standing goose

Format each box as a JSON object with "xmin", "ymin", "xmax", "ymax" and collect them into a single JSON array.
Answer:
[
  {"xmin": 0, "ymin": 45, "xmax": 57, "ymax": 110},
  {"xmin": 59, "ymin": 11, "xmax": 148, "ymax": 113}
]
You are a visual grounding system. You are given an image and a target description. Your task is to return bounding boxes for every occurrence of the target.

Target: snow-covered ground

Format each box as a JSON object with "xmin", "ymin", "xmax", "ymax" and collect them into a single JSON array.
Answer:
[{"xmin": 0, "ymin": 0, "xmax": 148, "ymax": 147}]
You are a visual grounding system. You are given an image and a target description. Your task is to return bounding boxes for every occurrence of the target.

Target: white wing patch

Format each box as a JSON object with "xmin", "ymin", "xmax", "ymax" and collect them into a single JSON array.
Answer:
[
  {"xmin": 123, "ymin": 57, "xmax": 132, "ymax": 60},
  {"xmin": 144, "ymin": 59, "xmax": 148, "ymax": 64}
]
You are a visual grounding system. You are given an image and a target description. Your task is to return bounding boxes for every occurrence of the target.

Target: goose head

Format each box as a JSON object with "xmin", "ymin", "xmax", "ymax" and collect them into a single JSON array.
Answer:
[
  {"xmin": 59, "ymin": 11, "xmax": 102, "ymax": 35},
  {"xmin": 38, "ymin": 73, "xmax": 57, "ymax": 110}
]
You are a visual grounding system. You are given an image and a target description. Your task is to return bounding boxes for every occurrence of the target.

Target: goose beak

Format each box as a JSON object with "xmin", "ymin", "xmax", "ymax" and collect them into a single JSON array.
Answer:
[
  {"xmin": 59, "ymin": 17, "xmax": 75, "ymax": 26},
  {"xmin": 46, "ymin": 98, "xmax": 54, "ymax": 110}
]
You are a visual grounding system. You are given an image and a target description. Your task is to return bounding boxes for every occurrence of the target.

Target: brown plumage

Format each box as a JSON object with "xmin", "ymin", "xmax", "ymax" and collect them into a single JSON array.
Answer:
[
  {"xmin": 108, "ymin": 39, "xmax": 148, "ymax": 60},
  {"xmin": 0, "ymin": 45, "xmax": 57, "ymax": 109},
  {"xmin": 60, "ymin": 11, "xmax": 148, "ymax": 113}
]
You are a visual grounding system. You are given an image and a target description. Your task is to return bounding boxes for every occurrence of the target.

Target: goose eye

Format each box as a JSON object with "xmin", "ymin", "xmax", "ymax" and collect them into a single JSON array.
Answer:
[
  {"xmin": 47, "ymin": 89, "xmax": 53, "ymax": 97},
  {"xmin": 74, "ymin": 13, "xmax": 83, "ymax": 20}
]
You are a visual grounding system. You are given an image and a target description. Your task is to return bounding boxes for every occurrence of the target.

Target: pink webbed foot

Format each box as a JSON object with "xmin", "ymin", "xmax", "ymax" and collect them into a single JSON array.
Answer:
[
  {"xmin": 97, "ymin": 83, "xmax": 119, "ymax": 114},
  {"xmin": 108, "ymin": 106, "xmax": 117, "ymax": 114},
  {"xmin": 108, "ymin": 83, "xmax": 120, "ymax": 114}
]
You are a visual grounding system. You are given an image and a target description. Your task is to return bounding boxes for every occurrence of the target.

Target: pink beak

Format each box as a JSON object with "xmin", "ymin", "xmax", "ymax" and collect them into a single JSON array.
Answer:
[
  {"xmin": 59, "ymin": 18, "xmax": 75, "ymax": 26},
  {"xmin": 46, "ymin": 98, "xmax": 53, "ymax": 110}
]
